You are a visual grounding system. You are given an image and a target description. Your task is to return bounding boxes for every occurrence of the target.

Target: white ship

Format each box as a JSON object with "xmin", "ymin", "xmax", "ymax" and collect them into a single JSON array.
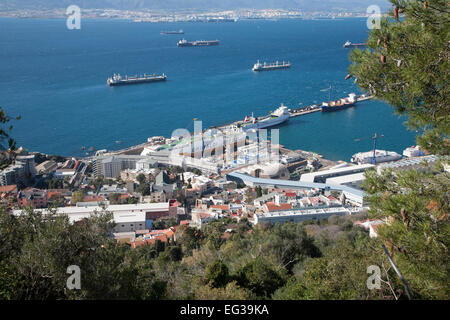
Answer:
[
  {"xmin": 402, "ymin": 145, "xmax": 425, "ymax": 157},
  {"xmin": 252, "ymin": 60, "xmax": 291, "ymax": 71},
  {"xmin": 351, "ymin": 150, "xmax": 402, "ymax": 164},
  {"xmin": 241, "ymin": 104, "xmax": 290, "ymax": 131}
]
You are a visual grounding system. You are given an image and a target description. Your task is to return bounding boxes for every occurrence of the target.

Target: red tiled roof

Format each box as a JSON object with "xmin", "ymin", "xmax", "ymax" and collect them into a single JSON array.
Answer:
[
  {"xmin": 210, "ymin": 204, "xmax": 230, "ymax": 211},
  {"xmin": 47, "ymin": 191, "xmax": 62, "ymax": 199},
  {"xmin": 265, "ymin": 202, "xmax": 292, "ymax": 212},
  {"xmin": 82, "ymin": 195, "xmax": 105, "ymax": 202},
  {"xmin": 285, "ymin": 192, "xmax": 296, "ymax": 197},
  {"xmin": 196, "ymin": 212, "xmax": 213, "ymax": 219},
  {"xmin": 0, "ymin": 185, "xmax": 17, "ymax": 193}
]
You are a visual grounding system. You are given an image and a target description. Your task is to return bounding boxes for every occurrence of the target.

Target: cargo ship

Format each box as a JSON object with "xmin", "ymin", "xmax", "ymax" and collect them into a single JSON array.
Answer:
[
  {"xmin": 107, "ymin": 73, "xmax": 167, "ymax": 86},
  {"xmin": 321, "ymin": 93, "xmax": 356, "ymax": 112},
  {"xmin": 252, "ymin": 60, "xmax": 291, "ymax": 72},
  {"xmin": 161, "ymin": 29, "xmax": 184, "ymax": 35},
  {"xmin": 343, "ymin": 41, "xmax": 367, "ymax": 48},
  {"xmin": 240, "ymin": 104, "xmax": 290, "ymax": 131},
  {"xmin": 177, "ymin": 39, "xmax": 219, "ymax": 47}
]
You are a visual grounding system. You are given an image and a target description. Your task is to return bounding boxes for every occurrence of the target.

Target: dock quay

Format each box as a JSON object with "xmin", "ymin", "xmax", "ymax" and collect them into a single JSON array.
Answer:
[
  {"xmin": 87, "ymin": 93, "xmax": 373, "ymax": 159},
  {"xmin": 289, "ymin": 94, "xmax": 373, "ymax": 118}
]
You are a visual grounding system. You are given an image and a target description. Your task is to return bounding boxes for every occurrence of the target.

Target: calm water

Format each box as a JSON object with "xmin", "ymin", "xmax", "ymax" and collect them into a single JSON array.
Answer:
[{"xmin": 0, "ymin": 17, "xmax": 416, "ymax": 161}]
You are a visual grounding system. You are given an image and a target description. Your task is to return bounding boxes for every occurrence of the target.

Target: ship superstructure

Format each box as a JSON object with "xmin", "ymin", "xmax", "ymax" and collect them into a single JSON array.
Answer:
[
  {"xmin": 177, "ymin": 39, "xmax": 219, "ymax": 47},
  {"xmin": 107, "ymin": 73, "xmax": 167, "ymax": 86},
  {"xmin": 321, "ymin": 93, "xmax": 356, "ymax": 112},
  {"xmin": 252, "ymin": 60, "xmax": 291, "ymax": 71}
]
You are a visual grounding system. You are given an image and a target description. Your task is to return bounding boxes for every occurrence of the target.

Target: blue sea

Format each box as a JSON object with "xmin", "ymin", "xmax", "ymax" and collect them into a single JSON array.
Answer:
[{"xmin": 0, "ymin": 17, "xmax": 417, "ymax": 161}]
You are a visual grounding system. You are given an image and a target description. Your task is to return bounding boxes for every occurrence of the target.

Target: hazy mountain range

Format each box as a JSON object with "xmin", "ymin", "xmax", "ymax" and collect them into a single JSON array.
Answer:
[{"xmin": 1, "ymin": 0, "xmax": 391, "ymax": 12}]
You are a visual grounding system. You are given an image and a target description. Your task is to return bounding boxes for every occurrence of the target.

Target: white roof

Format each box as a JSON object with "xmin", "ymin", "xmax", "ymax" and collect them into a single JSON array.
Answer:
[
  {"xmin": 325, "ymin": 172, "xmax": 366, "ymax": 185},
  {"xmin": 300, "ymin": 164, "xmax": 374, "ymax": 182},
  {"xmin": 12, "ymin": 203, "xmax": 169, "ymax": 223}
]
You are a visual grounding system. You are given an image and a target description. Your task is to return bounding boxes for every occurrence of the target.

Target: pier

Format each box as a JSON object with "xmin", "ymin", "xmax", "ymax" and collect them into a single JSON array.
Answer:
[
  {"xmin": 289, "ymin": 94, "xmax": 373, "ymax": 118},
  {"xmin": 92, "ymin": 94, "xmax": 373, "ymax": 158}
]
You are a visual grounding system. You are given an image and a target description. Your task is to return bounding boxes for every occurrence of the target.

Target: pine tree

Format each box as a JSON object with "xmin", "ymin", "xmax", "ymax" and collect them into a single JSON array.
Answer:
[{"xmin": 348, "ymin": 0, "xmax": 449, "ymax": 154}]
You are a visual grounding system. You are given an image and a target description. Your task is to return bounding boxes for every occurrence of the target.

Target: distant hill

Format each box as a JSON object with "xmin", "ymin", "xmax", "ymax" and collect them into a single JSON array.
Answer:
[{"xmin": 1, "ymin": 0, "xmax": 391, "ymax": 12}]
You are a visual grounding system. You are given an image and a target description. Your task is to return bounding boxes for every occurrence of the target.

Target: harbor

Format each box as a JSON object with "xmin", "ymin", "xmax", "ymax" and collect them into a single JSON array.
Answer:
[
  {"xmin": 4, "ymin": 18, "xmax": 418, "ymax": 162},
  {"xmin": 103, "ymin": 93, "xmax": 375, "ymax": 160}
]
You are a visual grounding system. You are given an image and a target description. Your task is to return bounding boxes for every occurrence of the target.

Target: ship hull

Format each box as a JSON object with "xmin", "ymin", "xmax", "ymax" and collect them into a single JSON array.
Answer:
[
  {"xmin": 253, "ymin": 65, "xmax": 290, "ymax": 72},
  {"xmin": 242, "ymin": 114, "xmax": 290, "ymax": 131},
  {"xmin": 108, "ymin": 77, "xmax": 166, "ymax": 86},
  {"xmin": 178, "ymin": 41, "xmax": 219, "ymax": 47},
  {"xmin": 321, "ymin": 102, "xmax": 354, "ymax": 112}
]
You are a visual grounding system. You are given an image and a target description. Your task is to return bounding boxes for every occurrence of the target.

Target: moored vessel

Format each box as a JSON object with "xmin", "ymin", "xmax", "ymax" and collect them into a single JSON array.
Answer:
[
  {"xmin": 321, "ymin": 93, "xmax": 356, "ymax": 112},
  {"xmin": 241, "ymin": 104, "xmax": 290, "ymax": 131},
  {"xmin": 403, "ymin": 145, "xmax": 425, "ymax": 157},
  {"xmin": 351, "ymin": 150, "xmax": 402, "ymax": 164}
]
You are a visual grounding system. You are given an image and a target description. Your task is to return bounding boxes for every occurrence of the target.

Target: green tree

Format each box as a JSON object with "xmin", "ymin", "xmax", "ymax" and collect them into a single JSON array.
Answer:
[
  {"xmin": 205, "ymin": 260, "xmax": 229, "ymax": 288},
  {"xmin": 0, "ymin": 108, "xmax": 21, "ymax": 153},
  {"xmin": 136, "ymin": 173, "xmax": 147, "ymax": 185},
  {"xmin": 136, "ymin": 182, "xmax": 150, "ymax": 196},
  {"xmin": 255, "ymin": 186, "xmax": 262, "ymax": 198},
  {"xmin": 127, "ymin": 197, "xmax": 138, "ymax": 204},
  {"xmin": 167, "ymin": 246, "xmax": 183, "ymax": 262},
  {"xmin": 71, "ymin": 190, "xmax": 85, "ymax": 205},
  {"xmin": 348, "ymin": 0, "xmax": 449, "ymax": 154},
  {"xmin": 236, "ymin": 257, "xmax": 285, "ymax": 298},
  {"xmin": 362, "ymin": 161, "xmax": 449, "ymax": 299},
  {"xmin": 108, "ymin": 193, "xmax": 122, "ymax": 205}
]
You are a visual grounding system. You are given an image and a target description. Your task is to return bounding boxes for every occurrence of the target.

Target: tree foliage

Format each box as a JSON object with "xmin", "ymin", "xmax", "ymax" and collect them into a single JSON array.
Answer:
[
  {"xmin": 362, "ymin": 159, "xmax": 449, "ymax": 299},
  {"xmin": 348, "ymin": 0, "xmax": 449, "ymax": 154}
]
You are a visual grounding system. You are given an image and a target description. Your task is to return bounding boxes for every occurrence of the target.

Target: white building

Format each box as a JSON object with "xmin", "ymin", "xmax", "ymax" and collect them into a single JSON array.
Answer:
[
  {"xmin": 254, "ymin": 206, "xmax": 365, "ymax": 225},
  {"xmin": 300, "ymin": 164, "xmax": 374, "ymax": 183},
  {"xmin": 13, "ymin": 202, "xmax": 171, "ymax": 233}
]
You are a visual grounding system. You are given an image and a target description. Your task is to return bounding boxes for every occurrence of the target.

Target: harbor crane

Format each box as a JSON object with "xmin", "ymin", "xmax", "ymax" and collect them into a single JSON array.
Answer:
[{"xmin": 354, "ymin": 133, "xmax": 384, "ymax": 164}]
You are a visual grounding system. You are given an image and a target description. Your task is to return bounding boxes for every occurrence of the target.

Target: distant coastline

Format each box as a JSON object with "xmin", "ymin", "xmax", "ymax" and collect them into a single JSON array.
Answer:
[{"xmin": 0, "ymin": 8, "xmax": 383, "ymax": 22}]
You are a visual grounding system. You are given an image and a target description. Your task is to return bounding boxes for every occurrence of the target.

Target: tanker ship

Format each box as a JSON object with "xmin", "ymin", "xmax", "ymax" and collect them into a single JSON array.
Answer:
[
  {"xmin": 177, "ymin": 39, "xmax": 219, "ymax": 47},
  {"xmin": 107, "ymin": 73, "xmax": 167, "ymax": 86}
]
